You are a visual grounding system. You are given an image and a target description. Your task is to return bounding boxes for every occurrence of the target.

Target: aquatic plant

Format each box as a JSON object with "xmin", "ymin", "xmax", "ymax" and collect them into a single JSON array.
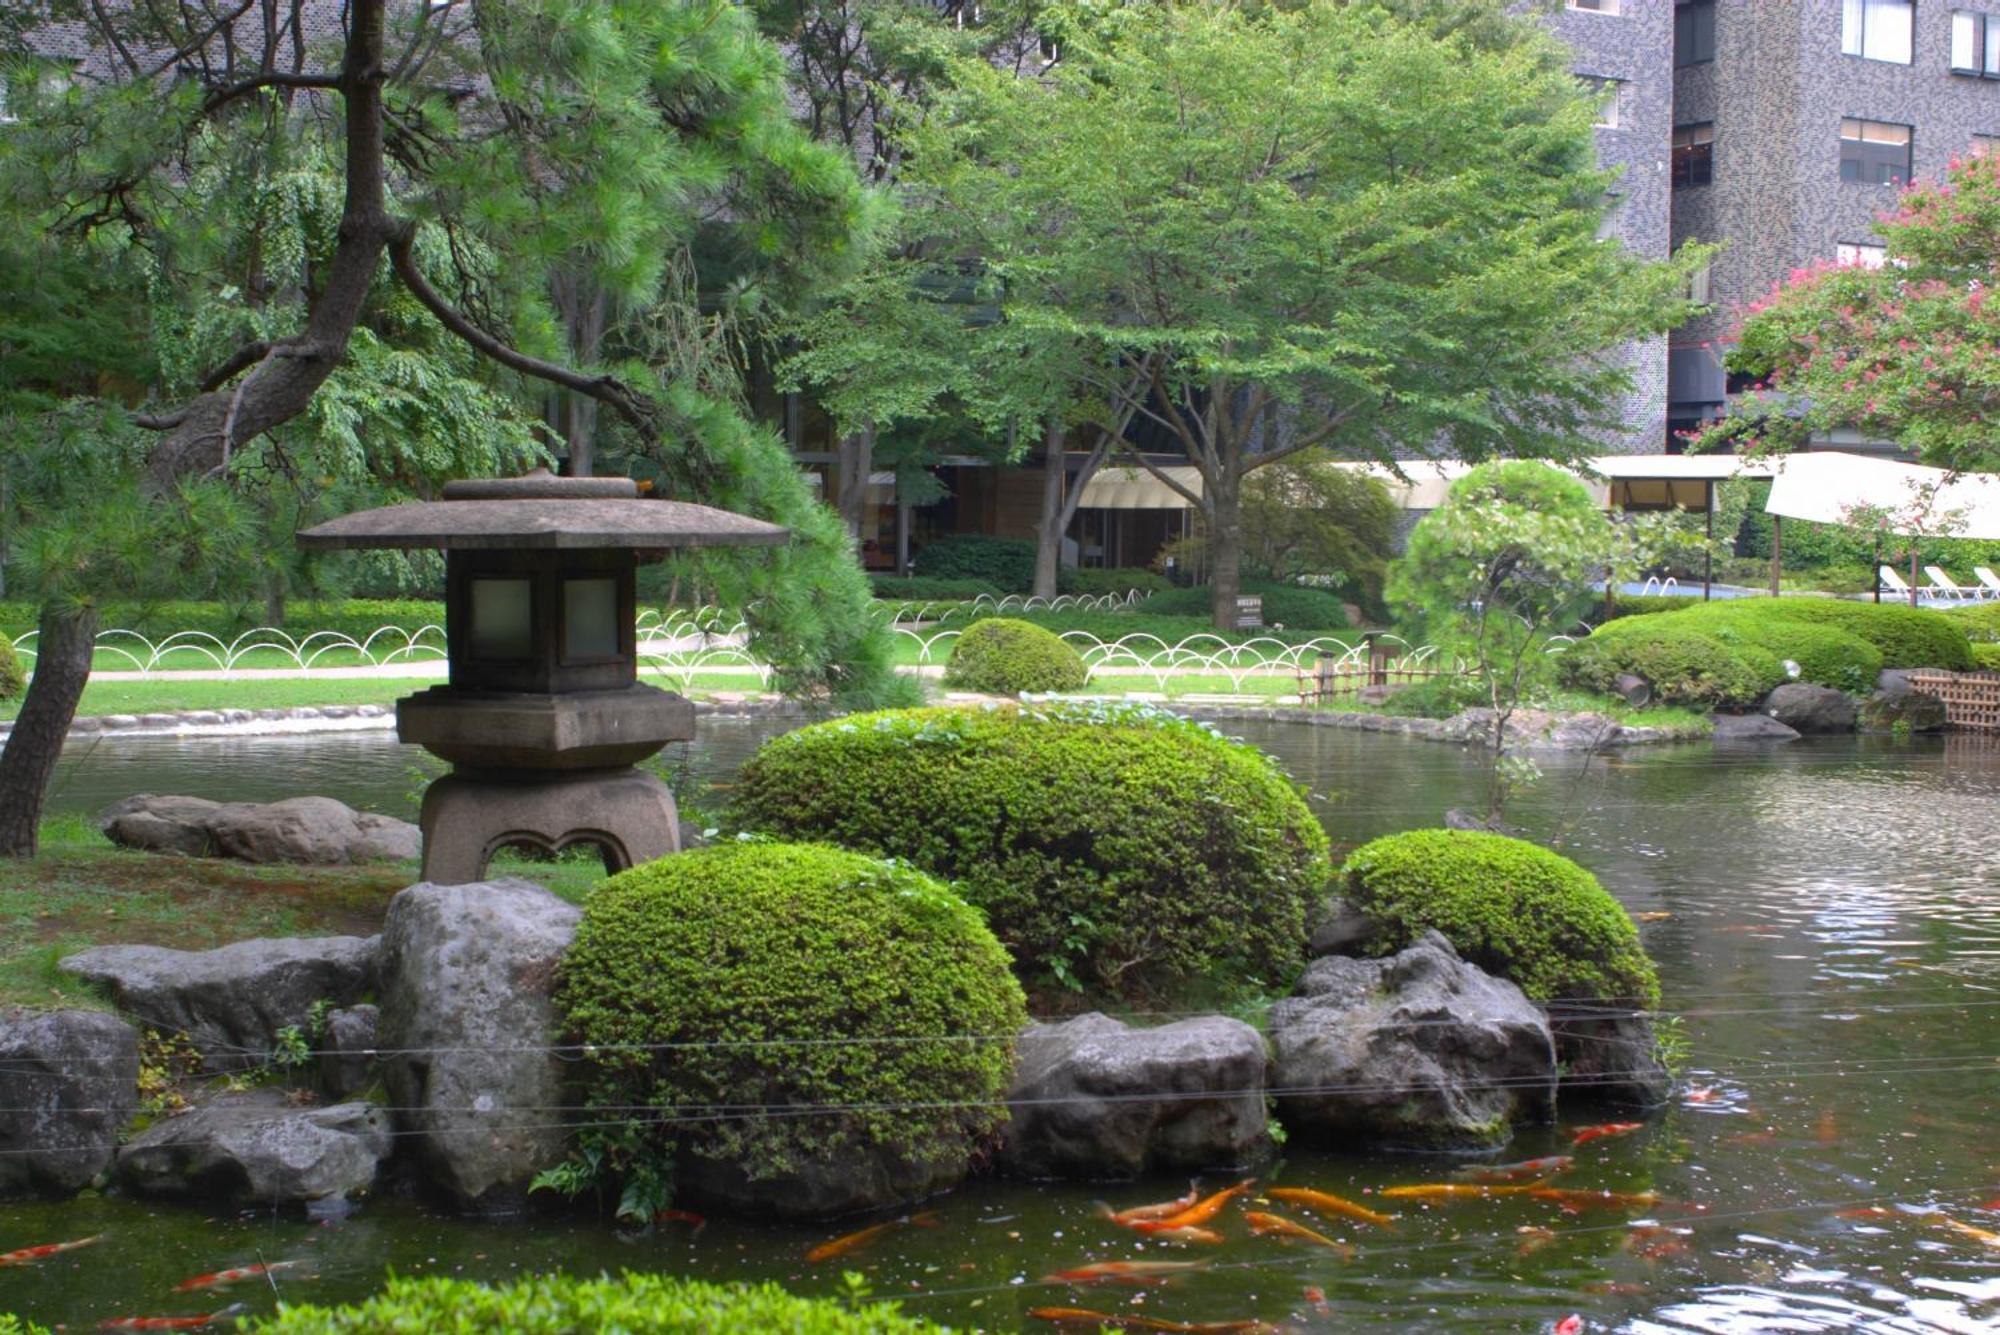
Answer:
[
  {"xmin": 731, "ymin": 702, "xmax": 1330, "ymax": 1000},
  {"xmin": 940, "ymin": 617, "xmax": 1088, "ymax": 694}
]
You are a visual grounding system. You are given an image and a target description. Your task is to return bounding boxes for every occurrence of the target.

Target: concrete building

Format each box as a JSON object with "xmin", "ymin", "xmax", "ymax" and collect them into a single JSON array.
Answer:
[{"xmin": 1666, "ymin": 0, "xmax": 2000, "ymax": 441}]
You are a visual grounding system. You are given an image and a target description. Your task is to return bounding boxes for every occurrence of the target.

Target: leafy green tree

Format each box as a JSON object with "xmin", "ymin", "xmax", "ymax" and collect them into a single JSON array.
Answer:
[
  {"xmin": 1177, "ymin": 453, "xmax": 1399, "ymax": 614},
  {"xmin": 912, "ymin": 0, "xmax": 1701, "ymax": 629},
  {"xmin": 1389, "ymin": 462, "xmax": 1677, "ymax": 821},
  {"xmin": 0, "ymin": 0, "xmax": 891, "ymax": 855}
]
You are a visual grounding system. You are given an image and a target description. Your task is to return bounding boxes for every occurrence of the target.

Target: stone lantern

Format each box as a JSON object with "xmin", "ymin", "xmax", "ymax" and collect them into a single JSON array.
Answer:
[{"xmin": 298, "ymin": 470, "xmax": 786, "ymax": 884}]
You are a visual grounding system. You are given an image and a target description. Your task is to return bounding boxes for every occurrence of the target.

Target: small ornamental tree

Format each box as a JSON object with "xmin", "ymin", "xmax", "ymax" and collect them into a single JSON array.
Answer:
[
  {"xmin": 1389, "ymin": 462, "xmax": 1679, "ymax": 819},
  {"xmin": 1704, "ymin": 152, "xmax": 2000, "ymax": 473}
]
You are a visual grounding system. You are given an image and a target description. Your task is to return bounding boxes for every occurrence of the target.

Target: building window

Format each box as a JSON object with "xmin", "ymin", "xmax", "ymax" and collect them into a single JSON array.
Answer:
[
  {"xmin": 1676, "ymin": 1, "xmax": 1716, "ymax": 67},
  {"xmin": 1837, "ymin": 242, "xmax": 1889, "ymax": 268},
  {"xmin": 1567, "ymin": 0, "xmax": 1620, "ymax": 13},
  {"xmin": 1688, "ymin": 259, "xmax": 1713, "ymax": 304},
  {"xmin": 1843, "ymin": 0, "xmax": 1914, "ymax": 64},
  {"xmin": 1953, "ymin": 10, "xmax": 1984, "ymax": 72},
  {"xmin": 1581, "ymin": 76, "xmax": 1622, "ymax": 128},
  {"xmin": 1672, "ymin": 122, "xmax": 1715, "ymax": 187},
  {"xmin": 1840, "ymin": 117, "xmax": 1913, "ymax": 184}
]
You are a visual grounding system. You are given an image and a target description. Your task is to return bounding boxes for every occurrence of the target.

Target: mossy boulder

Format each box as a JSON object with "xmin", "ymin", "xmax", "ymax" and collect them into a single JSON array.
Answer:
[
  {"xmin": 942, "ymin": 617, "xmax": 1088, "ymax": 694},
  {"xmin": 732, "ymin": 703, "xmax": 1331, "ymax": 1003},
  {"xmin": 555, "ymin": 843, "xmax": 1025, "ymax": 1220},
  {"xmin": 1337, "ymin": 830, "xmax": 1658, "ymax": 1009},
  {"xmin": 242, "ymin": 1274, "xmax": 954, "ymax": 1334}
]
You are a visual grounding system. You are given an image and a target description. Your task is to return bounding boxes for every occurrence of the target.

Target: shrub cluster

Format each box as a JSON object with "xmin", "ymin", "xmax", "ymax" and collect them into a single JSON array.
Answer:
[
  {"xmin": 1562, "ymin": 622, "xmax": 1784, "ymax": 709},
  {"xmin": 1062, "ymin": 567, "xmax": 1172, "ymax": 596},
  {"xmin": 941, "ymin": 618, "xmax": 1088, "ymax": 694},
  {"xmin": 912, "ymin": 534, "xmax": 1036, "ymax": 592},
  {"xmin": 242, "ymin": 1274, "xmax": 953, "ymax": 1334},
  {"xmin": 0, "ymin": 637, "xmax": 23, "ymax": 701},
  {"xmin": 555, "ymin": 843, "xmax": 1024, "ymax": 1194},
  {"xmin": 869, "ymin": 574, "xmax": 1001, "ymax": 601},
  {"xmin": 1594, "ymin": 594, "xmax": 1703, "ymax": 624},
  {"xmin": 1140, "ymin": 581, "xmax": 1352, "ymax": 629},
  {"xmin": 1340, "ymin": 829, "xmax": 1660, "ymax": 1008},
  {"xmin": 731, "ymin": 703, "xmax": 1331, "ymax": 1000},
  {"xmin": 1740, "ymin": 598, "xmax": 1971, "ymax": 670}
]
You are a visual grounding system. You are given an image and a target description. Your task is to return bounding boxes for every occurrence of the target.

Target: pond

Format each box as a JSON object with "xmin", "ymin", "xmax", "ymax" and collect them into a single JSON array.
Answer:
[{"xmin": 7, "ymin": 718, "xmax": 2000, "ymax": 1332}]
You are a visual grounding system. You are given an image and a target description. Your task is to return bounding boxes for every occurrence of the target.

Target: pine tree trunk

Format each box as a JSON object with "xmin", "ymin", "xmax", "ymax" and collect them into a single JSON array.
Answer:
[
  {"xmin": 1032, "ymin": 419, "xmax": 1067, "ymax": 599},
  {"xmin": 836, "ymin": 424, "xmax": 875, "ymax": 539},
  {"xmin": 264, "ymin": 581, "xmax": 285, "ymax": 628},
  {"xmin": 0, "ymin": 604, "xmax": 99, "ymax": 858},
  {"xmin": 1208, "ymin": 476, "xmax": 1243, "ymax": 633}
]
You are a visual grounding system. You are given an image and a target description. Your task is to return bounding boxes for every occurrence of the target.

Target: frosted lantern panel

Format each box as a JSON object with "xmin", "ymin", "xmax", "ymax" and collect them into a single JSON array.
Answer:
[
  {"xmin": 470, "ymin": 578, "xmax": 533, "ymax": 659},
  {"xmin": 564, "ymin": 577, "xmax": 620, "ymax": 661}
]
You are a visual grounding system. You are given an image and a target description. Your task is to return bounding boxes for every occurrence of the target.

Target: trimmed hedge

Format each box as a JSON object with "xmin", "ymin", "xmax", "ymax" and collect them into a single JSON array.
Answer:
[
  {"xmin": 1561, "ymin": 622, "xmax": 1784, "ymax": 708},
  {"xmin": 1700, "ymin": 614, "xmax": 1882, "ymax": 694},
  {"xmin": 1340, "ymin": 829, "xmax": 1660, "ymax": 1008},
  {"xmin": 731, "ymin": 703, "xmax": 1330, "ymax": 1000},
  {"xmin": 1140, "ymin": 581, "xmax": 1352, "ymax": 630},
  {"xmin": 556, "ymin": 843, "xmax": 1024, "ymax": 1193},
  {"xmin": 1731, "ymin": 598, "xmax": 1972, "ymax": 670},
  {"xmin": 0, "ymin": 598, "xmax": 446, "ymax": 643},
  {"xmin": 913, "ymin": 534, "xmax": 1036, "ymax": 592},
  {"xmin": 942, "ymin": 618, "xmax": 1088, "ymax": 694},
  {"xmin": 1972, "ymin": 642, "xmax": 2000, "ymax": 670},
  {"xmin": 243, "ymin": 1274, "xmax": 952, "ymax": 1334},
  {"xmin": 1062, "ymin": 567, "xmax": 1173, "ymax": 596},
  {"xmin": 0, "ymin": 637, "xmax": 22, "ymax": 700},
  {"xmin": 1596, "ymin": 594, "xmax": 1703, "ymax": 624},
  {"xmin": 870, "ymin": 574, "xmax": 1002, "ymax": 601}
]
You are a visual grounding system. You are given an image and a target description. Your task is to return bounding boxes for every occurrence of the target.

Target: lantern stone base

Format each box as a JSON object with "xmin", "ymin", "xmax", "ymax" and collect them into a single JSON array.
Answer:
[{"xmin": 417, "ymin": 767, "xmax": 682, "ymax": 886}]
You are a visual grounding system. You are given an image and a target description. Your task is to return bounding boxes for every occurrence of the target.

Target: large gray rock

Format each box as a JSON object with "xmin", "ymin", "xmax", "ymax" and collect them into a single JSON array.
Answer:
[
  {"xmin": 998, "ymin": 1013, "xmax": 1269, "ymax": 1181},
  {"xmin": 318, "ymin": 1004, "xmax": 380, "ymax": 1102},
  {"xmin": 116, "ymin": 1090, "xmax": 389, "ymax": 1206},
  {"xmin": 1859, "ymin": 680, "xmax": 1948, "ymax": 733},
  {"xmin": 377, "ymin": 879, "xmax": 580, "ymax": 1214},
  {"xmin": 677, "ymin": 1143, "xmax": 967, "ymax": 1222},
  {"xmin": 1548, "ymin": 1005, "xmax": 1671, "ymax": 1110},
  {"xmin": 100, "ymin": 794, "xmax": 420, "ymax": 865},
  {"xmin": 59, "ymin": 936, "xmax": 377, "ymax": 1074},
  {"xmin": 0, "ymin": 1009, "xmax": 140, "ymax": 1197},
  {"xmin": 1711, "ymin": 712, "xmax": 1802, "ymax": 743},
  {"xmin": 1270, "ymin": 932, "xmax": 1556, "ymax": 1151},
  {"xmin": 1762, "ymin": 683, "xmax": 1856, "ymax": 734},
  {"xmin": 1308, "ymin": 897, "xmax": 1384, "ymax": 959}
]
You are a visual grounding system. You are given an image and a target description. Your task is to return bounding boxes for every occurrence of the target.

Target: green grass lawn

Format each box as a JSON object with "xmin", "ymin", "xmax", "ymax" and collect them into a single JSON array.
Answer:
[{"xmin": 0, "ymin": 816, "xmax": 605, "ymax": 1010}]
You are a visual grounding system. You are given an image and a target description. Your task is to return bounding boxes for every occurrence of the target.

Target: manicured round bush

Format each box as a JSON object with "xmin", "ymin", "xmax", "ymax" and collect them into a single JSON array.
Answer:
[
  {"xmin": 1596, "ymin": 594, "xmax": 1702, "ymax": 624},
  {"xmin": 1340, "ymin": 829, "xmax": 1659, "ymax": 1008},
  {"xmin": 1699, "ymin": 613, "xmax": 1882, "ymax": 694},
  {"xmin": 0, "ymin": 637, "xmax": 23, "ymax": 701},
  {"xmin": 1972, "ymin": 642, "xmax": 2000, "ymax": 671},
  {"xmin": 1733, "ymin": 598, "xmax": 1972, "ymax": 670},
  {"xmin": 913, "ymin": 533, "xmax": 1036, "ymax": 592},
  {"xmin": 942, "ymin": 617, "xmax": 1088, "ymax": 694},
  {"xmin": 1140, "ymin": 581, "xmax": 1351, "ymax": 629},
  {"xmin": 556, "ymin": 843, "xmax": 1024, "ymax": 1198},
  {"xmin": 732, "ymin": 703, "xmax": 1331, "ymax": 1000},
  {"xmin": 1561, "ymin": 621, "xmax": 1784, "ymax": 708},
  {"xmin": 243, "ymin": 1274, "xmax": 952, "ymax": 1334}
]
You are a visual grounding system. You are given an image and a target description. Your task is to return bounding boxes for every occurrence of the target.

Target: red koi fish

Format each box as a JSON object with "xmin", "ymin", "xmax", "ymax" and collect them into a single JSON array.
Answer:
[
  {"xmin": 1158, "ymin": 1179, "xmax": 1255, "ymax": 1229},
  {"xmin": 1833, "ymin": 1206, "xmax": 1896, "ymax": 1220},
  {"xmin": 1452, "ymin": 1156, "xmax": 1573, "ymax": 1185},
  {"xmin": 0, "ymin": 1234, "xmax": 103, "ymax": 1267},
  {"xmin": 805, "ymin": 1210, "xmax": 939, "ymax": 1262},
  {"xmin": 99, "ymin": 1309, "xmax": 244, "ymax": 1332},
  {"xmin": 1570, "ymin": 1122, "xmax": 1644, "ymax": 1149},
  {"xmin": 1026, "ymin": 1310, "xmax": 1260, "ymax": 1333},
  {"xmin": 1042, "ymin": 1259, "xmax": 1207, "ymax": 1285},
  {"xmin": 1552, "ymin": 1317, "xmax": 1584, "ymax": 1335},
  {"xmin": 1623, "ymin": 1225, "xmax": 1691, "ymax": 1260},
  {"xmin": 1244, "ymin": 1211, "xmax": 1354, "ymax": 1257},
  {"xmin": 174, "ymin": 1259, "xmax": 307, "ymax": 1292},
  {"xmin": 653, "ymin": 1208, "xmax": 706, "ymax": 1228},
  {"xmin": 1102, "ymin": 1183, "xmax": 1201, "ymax": 1228},
  {"xmin": 1303, "ymin": 1285, "xmax": 1330, "ymax": 1313},
  {"xmin": 1266, "ymin": 1186, "xmax": 1397, "ymax": 1229}
]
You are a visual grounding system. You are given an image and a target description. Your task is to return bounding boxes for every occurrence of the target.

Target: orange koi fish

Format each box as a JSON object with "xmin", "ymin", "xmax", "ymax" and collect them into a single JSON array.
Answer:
[
  {"xmin": 1266, "ymin": 1186, "xmax": 1397, "ymax": 1229},
  {"xmin": 804, "ymin": 1210, "xmax": 939, "ymax": 1262},
  {"xmin": 1936, "ymin": 1215, "xmax": 2000, "ymax": 1250},
  {"xmin": 1623, "ymin": 1226, "xmax": 1691, "ymax": 1260},
  {"xmin": 1102, "ymin": 1183, "xmax": 1201, "ymax": 1227},
  {"xmin": 0, "ymin": 1234, "xmax": 103, "ymax": 1267},
  {"xmin": 1527, "ymin": 1188, "xmax": 1661, "ymax": 1212},
  {"xmin": 1158, "ymin": 1179, "xmax": 1255, "ymax": 1229},
  {"xmin": 1452, "ymin": 1156, "xmax": 1573, "ymax": 1185},
  {"xmin": 1303, "ymin": 1285, "xmax": 1330, "ymax": 1313},
  {"xmin": 1380, "ymin": 1182, "xmax": 1544, "ymax": 1200},
  {"xmin": 98, "ymin": 1310, "xmax": 244, "ymax": 1333},
  {"xmin": 1244, "ymin": 1211, "xmax": 1355, "ymax": 1257},
  {"xmin": 173, "ymin": 1259, "xmax": 307, "ymax": 1292},
  {"xmin": 1833, "ymin": 1206, "xmax": 1897, "ymax": 1220},
  {"xmin": 653, "ymin": 1208, "xmax": 706, "ymax": 1228},
  {"xmin": 1570, "ymin": 1122, "xmax": 1644, "ymax": 1149},
  {"xmin": 1131, "ymin": 1223, "xmax": 1224, "ymax": 1245},
  {"xmin": 1516, "ymin": 1225, "xmax": 1558, "ymax": 1256},
  {"xmin": 1026, "ymin": 1310, "xmax": 1260, "ymax": 1333},
  {"xmin": 1553, "ymin": 1318, "xmax": 1584, "ymax": 1335},
  {"xmin": 1815, "ymin": 1110, "xmax": 1838, "ymax": 1147},
  {"xmin": 1043, "ymin": 1259, "xmax": 1208, "ymax": 1286}
]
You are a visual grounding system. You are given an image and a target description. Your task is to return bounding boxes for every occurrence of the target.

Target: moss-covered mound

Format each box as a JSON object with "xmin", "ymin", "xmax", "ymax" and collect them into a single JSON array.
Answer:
[
  {"xmin": 1561, "ymin": 621, "xmax": 1784, "ymax": 708},
  {"xmin": 556, "ymin": 843, "xmax": 1024, "ymax": 1213},
  {"xmin": 1340, "ymin": 829, "xmax": 1659, "ymax": 1008},
  {"xmin": 0, "ymin": 637, "xmax": 22, "ymax": 701},
  {"xmin": 942, "ymin": 617, "xmax": 1088, "ymax": 694},
  {"xmin": 243, "ymin": 1274, "xmax": 952, "ymax": 1333},
  {"xmin": 732, "ymin": 702, "xmax": 1330, "ymax": 1001}
]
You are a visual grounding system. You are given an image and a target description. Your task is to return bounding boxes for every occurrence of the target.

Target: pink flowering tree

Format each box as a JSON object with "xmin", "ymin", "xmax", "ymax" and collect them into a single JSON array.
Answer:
[{"xmin": 1699, "ymin": 153, "xmax": 2000, "ymax": 471}]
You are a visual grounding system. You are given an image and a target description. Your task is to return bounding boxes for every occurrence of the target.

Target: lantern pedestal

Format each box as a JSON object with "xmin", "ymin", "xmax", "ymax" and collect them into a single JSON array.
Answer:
[{"xmin": 417, "ymin": 766, "xmax": 682, "ymax": 886}]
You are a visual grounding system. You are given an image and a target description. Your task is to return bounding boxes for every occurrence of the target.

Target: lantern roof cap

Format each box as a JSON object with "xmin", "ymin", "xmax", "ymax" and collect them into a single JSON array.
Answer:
[{"xmin": 297, "ymin": 469, "xmax": 789, "ymax": 552}]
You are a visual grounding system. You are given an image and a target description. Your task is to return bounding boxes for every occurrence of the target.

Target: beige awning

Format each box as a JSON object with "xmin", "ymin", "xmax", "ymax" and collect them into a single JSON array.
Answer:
[
  {"xmin": 1764, "ymin": 451, "xmax": 2000, "ymax": 539},
  {"xmin": 1076, "ymin": 465, "xmax": 1204, "ymax": 509}
]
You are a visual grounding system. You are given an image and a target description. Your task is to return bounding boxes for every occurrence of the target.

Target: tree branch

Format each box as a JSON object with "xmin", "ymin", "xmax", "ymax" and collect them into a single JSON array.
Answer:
[
  {"xmin": 140, "ymin": 0, "xmax": 261, "ymax": 80},
  {"xmin": 196, "ymin": 340, "xmax": 274, "ymax": 393},
  {"xmin": 200, "ymin": 70, "xmax": 342, "ymax": 115}
]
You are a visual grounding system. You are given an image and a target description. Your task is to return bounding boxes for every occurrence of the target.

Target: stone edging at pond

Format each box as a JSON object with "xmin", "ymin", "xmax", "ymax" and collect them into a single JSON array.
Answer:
[{"xmin": 1173, "ymin": 703, "xmax": 1709, "ymax": 751}]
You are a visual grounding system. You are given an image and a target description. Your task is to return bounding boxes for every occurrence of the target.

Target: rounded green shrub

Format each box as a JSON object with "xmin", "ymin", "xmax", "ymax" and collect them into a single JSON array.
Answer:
[
  {"xmin": 942, "ymin": 617, "xmax": 1088, "ymax": 694},
  {"xmin": 1971, "ymin": 642, "xmax": 2000, "ymax": 671},
  {"xmin": 1596, "ymin": 594, "xmax": 1702, "ymax": 624},
  {"xmin": 556, "ymin": 843, "xmax": 1024, "ymax": 1203},
  {"xmin": 1729, "ymin": 598, "xmax": 1971, "ymax": 670},
  {"xmin": 242, "ymin": 1274, "xmax": 952, "ymax": 1334},
  {"xmin": 0, "ymin": 637, "xmax": 23, "ymax": 701},
  {"xmin": 1141, "ymin": 581, "xmax": 1351, "ymax": 629},
  {"xmin": 1561, "ymin": 622, "xmax": 1784, "ymax": 708},
  {"xmin": 1700, "ymin": 614, "xmax": 1882, "ymax": 694},
  {"xmin": 913, "ymin": 533, "xmax": 1036, "ymax": 592},
  {"xmin": 732, "ymin": 703, "xmax": 1331, "ymax": 1001},
  {"xmin": 1340, "ymin": 829, "xmax": 1659, "ymax": 1008}
]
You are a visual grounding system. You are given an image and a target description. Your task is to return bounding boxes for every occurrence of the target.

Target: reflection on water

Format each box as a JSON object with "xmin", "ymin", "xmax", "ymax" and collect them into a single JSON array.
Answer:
[{"xmin": 8, "ymin": 720, "xmax": 2000, "ymax": 1332}]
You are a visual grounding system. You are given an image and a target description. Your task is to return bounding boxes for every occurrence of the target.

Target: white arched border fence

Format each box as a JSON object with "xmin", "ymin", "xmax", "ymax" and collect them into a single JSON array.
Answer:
[{"xmin": 8, "ymin": 624, "xmax": 450, "ymax": 674}]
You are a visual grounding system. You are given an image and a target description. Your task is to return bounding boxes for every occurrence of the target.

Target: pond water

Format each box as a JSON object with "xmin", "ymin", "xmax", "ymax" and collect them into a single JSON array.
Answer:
[{"xmin": 8, "ymin": 719, "xmax": 2000, "ymax": 1332}]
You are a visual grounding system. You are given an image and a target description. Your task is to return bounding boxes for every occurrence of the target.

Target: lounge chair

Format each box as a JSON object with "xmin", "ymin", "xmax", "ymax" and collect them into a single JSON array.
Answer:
[
  {"xmin": 1924, "ymin": 566, "xmax": 1979, "ymax": 602},
  {"xmin": 1880, "ymin": 566, "xmax": 1927, "ymax": 604},
  {"xmin": 1977, "ymin": 566, "xmax": 2000, "ymax": 599}
]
